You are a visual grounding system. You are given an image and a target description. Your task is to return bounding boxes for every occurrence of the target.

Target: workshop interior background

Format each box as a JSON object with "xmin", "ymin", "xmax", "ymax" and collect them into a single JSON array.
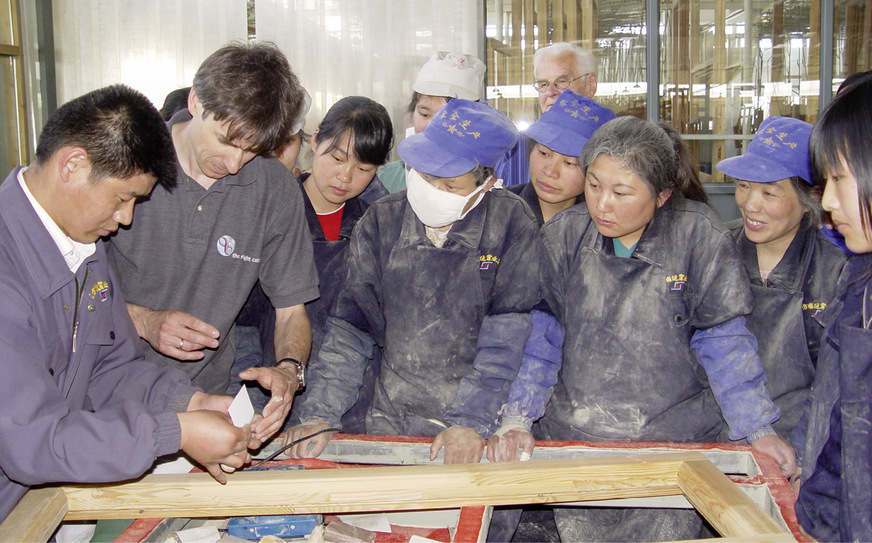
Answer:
[{"xmin": 0, "ymin": 0, "xmax": 860, "ymax": 200}]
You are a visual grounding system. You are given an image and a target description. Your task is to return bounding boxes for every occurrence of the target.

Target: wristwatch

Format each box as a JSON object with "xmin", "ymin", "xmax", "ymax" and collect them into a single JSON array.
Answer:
[{"xmin": 277, "ymin": 357, "xmax": 306, "ymax": 389}]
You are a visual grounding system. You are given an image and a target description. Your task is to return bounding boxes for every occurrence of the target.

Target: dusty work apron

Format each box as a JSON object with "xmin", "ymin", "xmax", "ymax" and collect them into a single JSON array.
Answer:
[
  {"xmin": 741, "ymin": 236, "xmax": 815, "ymax": 437},
  {"xmin": 797, "ymin": 273, "xmax": 872, "ymax": 542},
  {"xmin": 368, "ymin": 210, "xmax": 493, "ymax": 437},
  {"xmin": 542, "ymin": 230, "xmax": 722, "ymax": 444},
  {"xmin": 288, "ymin": 187, "xmax": 378, "ymax": 434},
  {"xmin": 545, "ymin": 227, "xmax": 714, "ymax": 543}
]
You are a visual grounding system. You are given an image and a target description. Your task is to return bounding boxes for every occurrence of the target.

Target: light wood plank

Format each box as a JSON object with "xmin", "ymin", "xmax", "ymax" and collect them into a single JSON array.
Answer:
[
  {"xmin": 677, "ymin": 457, "xmax": 786, "ymax": 538},
  {"xmin": 263, "ymin": 436, "xmax": 761, "ymax": 476},
  {"xmin": 685, "ymin": 536, "xmax": 796, "ymax": 543},
  {"xmin": 60, "ymin": 453, "xmax": 692, "ymax": 521},
  {"xmin": 0, "ymin": 487, "xmax": 68, "ymax": 543}
]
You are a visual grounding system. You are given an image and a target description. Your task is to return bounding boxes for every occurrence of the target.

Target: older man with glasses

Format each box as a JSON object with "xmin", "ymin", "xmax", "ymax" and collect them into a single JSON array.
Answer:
[{"xmin": 496, "ymin": 42, "xmax": 599, "ymax": 187}]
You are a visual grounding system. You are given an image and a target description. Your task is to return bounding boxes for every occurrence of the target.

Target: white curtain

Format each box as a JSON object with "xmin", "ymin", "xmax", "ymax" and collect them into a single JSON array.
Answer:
[
  {"xmin": 47, "ymin": 1, "xmax": 482, "ymax": 159},
  {"xmin": 52, "ymin": 0, "xmax": 247, "ymax": 109},
  {"xmin": 255, "ymin": 0, "xmax": 481, "ymax": 159}
]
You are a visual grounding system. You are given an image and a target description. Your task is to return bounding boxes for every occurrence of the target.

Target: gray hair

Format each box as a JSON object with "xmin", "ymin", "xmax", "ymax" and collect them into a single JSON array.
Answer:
[
  {"xmin": 580, "ymin": 116, "xmax": 678, "ymax": 197},
  {"xmin": 791, "ymin": 177, "xmax": 824, "ymax": 228},
  {"xmin": 533, "ymin": 42, "xmax": 597, "ymax": 77}
]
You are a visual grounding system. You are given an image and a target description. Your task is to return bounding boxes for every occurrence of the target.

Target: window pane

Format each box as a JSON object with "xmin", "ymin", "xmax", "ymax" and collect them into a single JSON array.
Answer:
[
  {"xmin": 0, "ymin": 55, "xmax": 21, "ymax": 174},
  {"xmin": 0, "ymin": 0, "xmax": 13, "ymax": 45},
  {"xmin": 485, "ymin": 0, "xmax": 647, "ymax": 129},
  {"xmin": 834, "ymin": 0, "xmax": 871, "ymax": 91},
  {"xmin": 661, "ymin": 0, "xmax": 815, "ymax": 184}
]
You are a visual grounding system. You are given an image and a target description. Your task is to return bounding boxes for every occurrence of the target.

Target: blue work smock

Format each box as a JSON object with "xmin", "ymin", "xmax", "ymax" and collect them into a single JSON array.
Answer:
[
  {"xmin": 540, "ymin": 197, "xmax": 776, "ymax": 443},
  {"xmin": 507, "ymin": 182, "xmax": 545, "ymax": 226},
  {"xmin": 290, "ymin": 173, "xmax": 382, "ymax": 433},
  {"xmin": 795, "ymin": 254, "xmax": 872, "ymax": 542},
  {"xmin": 297, "ymin": 189, "xmax": 543, "ymax": 437},
  {"xmin": 234, "ymin": 174, "xmax": 386, "ymax": 433},
  {"xmin": 728, "ymin": 218, "xmax": 849, "ymax": 437}
]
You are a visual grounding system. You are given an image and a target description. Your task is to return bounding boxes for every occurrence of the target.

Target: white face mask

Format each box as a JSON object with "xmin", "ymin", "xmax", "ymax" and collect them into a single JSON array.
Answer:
[{"xmin": 405, "ymin": 168, "xmax": 492, "ymax": 228}]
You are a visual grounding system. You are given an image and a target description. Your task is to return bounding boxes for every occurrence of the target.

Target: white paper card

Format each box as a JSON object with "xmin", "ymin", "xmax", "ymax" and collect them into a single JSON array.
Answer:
[
  {"xmin": 228, "ymin": 384, "xmax": 255, "ymax": 427},
  {"xmin": 337, "ymin": 513, "xmax": 392, "ymax": 533}
]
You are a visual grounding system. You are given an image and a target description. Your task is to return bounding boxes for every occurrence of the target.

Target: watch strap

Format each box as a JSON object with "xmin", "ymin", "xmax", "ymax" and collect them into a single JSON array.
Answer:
[{"xmin": 276, "ymin": 357, "xmax": 306, "ymax": 389}]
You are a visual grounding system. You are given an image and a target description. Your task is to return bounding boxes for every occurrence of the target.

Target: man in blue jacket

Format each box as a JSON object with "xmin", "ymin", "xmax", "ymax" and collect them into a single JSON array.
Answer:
[{"xmin": 0, "ymin": 85, "xmax": 253, "ymax": 523}]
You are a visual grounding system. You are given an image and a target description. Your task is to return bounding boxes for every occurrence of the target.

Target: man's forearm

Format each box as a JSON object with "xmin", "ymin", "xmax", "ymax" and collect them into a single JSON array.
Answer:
[
  {"xmin": 274, "ymin": 304, "xmax": 311, "ymax": 363},
  {"xmin": 126, "ymin": 302, "xmax": 152, "ymax": 339}
]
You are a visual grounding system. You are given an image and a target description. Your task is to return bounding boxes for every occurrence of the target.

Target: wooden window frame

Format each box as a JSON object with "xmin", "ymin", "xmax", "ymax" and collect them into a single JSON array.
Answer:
[{"xmin": 0, "ymin": 446, "xmax": 795, "ymax": 542}]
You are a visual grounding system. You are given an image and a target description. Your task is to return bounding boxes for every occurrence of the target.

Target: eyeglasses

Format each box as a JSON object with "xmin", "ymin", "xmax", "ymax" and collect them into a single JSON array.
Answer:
[{"xmin": 532, "ymin": 73, "xmax": 590, "ymax": 93}]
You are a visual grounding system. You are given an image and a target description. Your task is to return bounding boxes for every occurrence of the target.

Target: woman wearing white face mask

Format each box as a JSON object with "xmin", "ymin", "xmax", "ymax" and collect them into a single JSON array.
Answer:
[
  {"xmin": 284, "ymin": 98, "xmax": 545, "ymax": 469},
  {"xmin": 378, "ymin": 51, "xmax": 486, "ymax": 193}
]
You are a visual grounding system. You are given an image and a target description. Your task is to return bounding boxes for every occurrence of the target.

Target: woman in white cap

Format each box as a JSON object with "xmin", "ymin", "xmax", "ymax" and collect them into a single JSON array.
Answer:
[
  {"xmin": 284, "ymin": 98, "xmax": 544, "ymax": 466},
  {"xmin": 715, "ymin": 116, "xmax": 849, "ymax": 440},
  {"xmin": 378, "ymin": 51, "xmax": 486, "ymax": 193}
]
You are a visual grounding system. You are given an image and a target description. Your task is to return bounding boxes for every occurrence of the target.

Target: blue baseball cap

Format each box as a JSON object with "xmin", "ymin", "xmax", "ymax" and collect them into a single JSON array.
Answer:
[
  {"xmin": 398, "ymin": 98, "xmax": 519, "ymax": 177},
  {"xmin": 716, "ymin": 116, "xmax": 814, "ymax": 184},
  {"xmin": 527, "ymin": 90, "xmax": 616, "ymax": 157}
]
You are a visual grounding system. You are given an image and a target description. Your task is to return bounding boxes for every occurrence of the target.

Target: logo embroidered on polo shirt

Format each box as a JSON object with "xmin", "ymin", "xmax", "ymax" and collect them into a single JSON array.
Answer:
[
  {"xmin": 216, "ymin": 235, "xmax": 236, "ymax": 256},
  {"xmin": 803, "ymin": 302, "xmax": 826, "ymax": 318},
  {"xmin": 216, "ymin": 234, "xmax": 261, "ymax": 263}
]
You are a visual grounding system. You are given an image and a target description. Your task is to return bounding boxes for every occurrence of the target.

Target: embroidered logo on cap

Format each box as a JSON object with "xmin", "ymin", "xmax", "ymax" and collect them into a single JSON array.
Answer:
[
  {"xmin": 759, "ymin": 126, "xmax": 800, "ymax": 150},
  {"xmin": 438, "ymin": 110, "xmax": 482, "ymax": 140},
  {"xmin": 556, "ymin": 98, "xmax": 602, "ymax": 123}
]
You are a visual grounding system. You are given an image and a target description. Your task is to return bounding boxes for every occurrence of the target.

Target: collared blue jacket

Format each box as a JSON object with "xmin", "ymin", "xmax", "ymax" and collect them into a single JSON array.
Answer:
[
  {"xmin": 795, "ymin": 254, "xmax": 872, "ymax": 542},
  {"xmin": 0, "ymin": 168, "xmax": 197, "ymax": 521}
]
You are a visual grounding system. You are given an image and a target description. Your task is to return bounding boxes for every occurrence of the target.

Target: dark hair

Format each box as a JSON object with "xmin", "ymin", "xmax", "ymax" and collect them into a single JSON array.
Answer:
[
  {"xmin": 838, "ymin": 71, "xmax": 872, "ymax": 95},
  {"xmin": 407, "ymin": 92, "xmax": 450, "ymax": 116},
  {"xmin": 314, "ymin": 96, "xmax": 393, "ymax": 166},
  {"xmin": 811, "ymin": 78, "xmax": 872, "ymax": 237},
  {"xmin": 160, "ymin": 87, "xmax": 191, "ymax": 121},
  {"xmin": 35, "ymin": 84, "xmax": 176, "ymax": 190},
  {"xmin": 471, "ymin": 165, "xmax": 494, "ymax": 186},
  {"xmin": 192, "ymin": 41, "xmax": 305, "ymax": 156},
  {"xmin": 658, "ymin": 122, "xmax": 709, "ymax": 204},
  {"xmin": 581, "ymin": 116, "xmax": 678, "ymax": 199}
]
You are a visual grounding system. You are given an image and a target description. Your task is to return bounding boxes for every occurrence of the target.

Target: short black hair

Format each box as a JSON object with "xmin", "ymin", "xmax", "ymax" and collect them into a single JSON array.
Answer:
[
  {"xmin": 407, "ymin": 91, "xmax": 451, "ymax": 116},
  {"xmin": 35, "ymin": 84, "xmax": 176, "ymax": 190},
  {"xmin": 192, "ymin": 41, "xmax": 305, "ymax": 156},
  {"xmin": 838, "ymin": 71, "xmax": 872, "ymax": 95},
  {"xmin": 314, "ymin": 96, "xmax": 393, "ymax": 166},
  {"xmin": 160, "ymin": 87, "xmax": 191, "ymax": 121}
]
